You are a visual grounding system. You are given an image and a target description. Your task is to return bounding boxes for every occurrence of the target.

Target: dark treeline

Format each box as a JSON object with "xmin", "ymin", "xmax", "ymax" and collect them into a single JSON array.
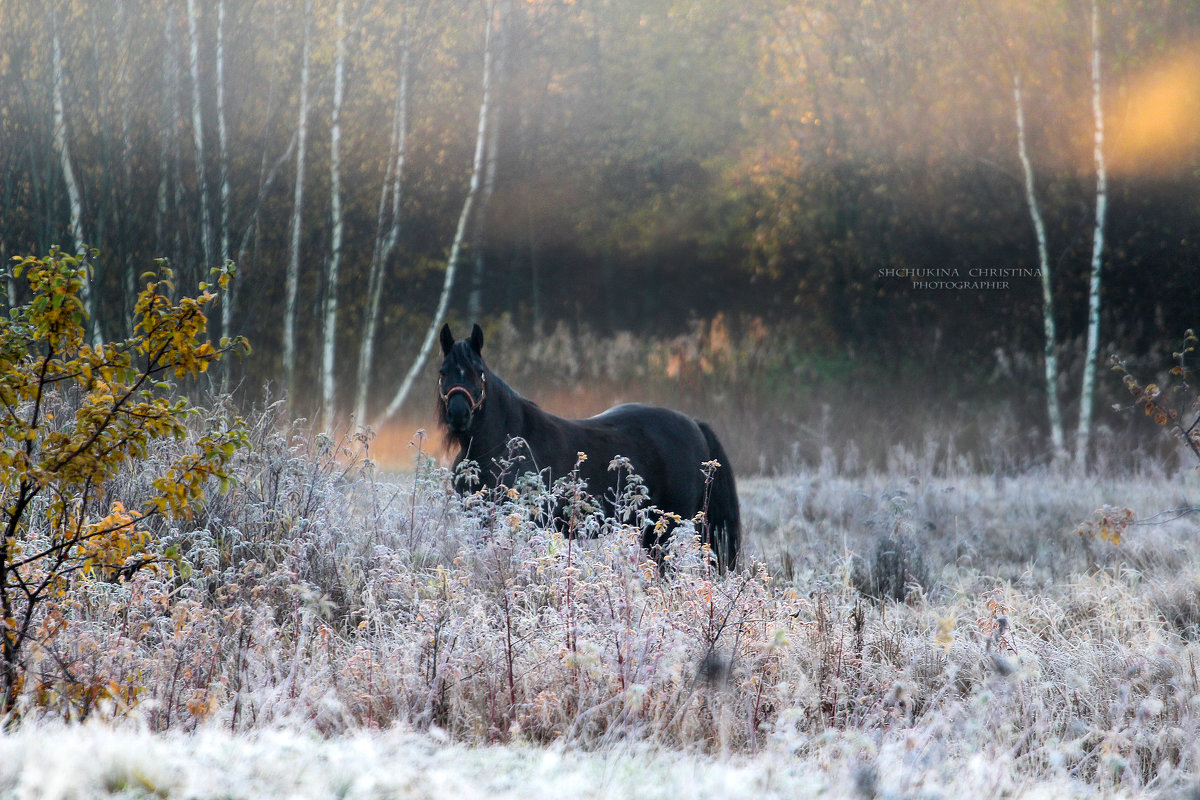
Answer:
[{"xmin": 1, "ymin": 0, "xmax": 1198, "ymax": 443}]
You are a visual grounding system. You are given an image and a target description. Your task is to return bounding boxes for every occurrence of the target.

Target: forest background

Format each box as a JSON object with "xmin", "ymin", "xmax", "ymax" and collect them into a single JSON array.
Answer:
[{"xmin": 2, "ymin": 0, "xmax": 1199, "ymax": 473}]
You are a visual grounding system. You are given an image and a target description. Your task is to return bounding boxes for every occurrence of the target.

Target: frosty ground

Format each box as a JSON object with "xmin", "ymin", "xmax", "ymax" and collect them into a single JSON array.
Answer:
[
  {"xmin": 3, "ymin": 423, "xmax": 1199, "ymax": 798},
  {"xmin": 0, "ymin": 716, "xmax": 1133, "ymax": 799}
]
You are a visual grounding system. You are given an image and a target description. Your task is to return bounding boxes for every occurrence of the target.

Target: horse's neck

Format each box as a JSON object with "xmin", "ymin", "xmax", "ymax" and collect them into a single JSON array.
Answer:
[
  {"xmin": 453, "ymin": 381, "xmax": 536, "ymax": 478},
  {"xmin": 481, "ymin": 379, "xmax": 530, "ymax": 441}
]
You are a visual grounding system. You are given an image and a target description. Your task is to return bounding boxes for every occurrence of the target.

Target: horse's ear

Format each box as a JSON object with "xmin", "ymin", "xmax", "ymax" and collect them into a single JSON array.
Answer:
[
  {"xmin": 440, "ymin": 323, "xmax": 455, "ymax": 356},
  {"xmin": 469, "ymin": 323, "xmax": 484, "ymax": 354}
]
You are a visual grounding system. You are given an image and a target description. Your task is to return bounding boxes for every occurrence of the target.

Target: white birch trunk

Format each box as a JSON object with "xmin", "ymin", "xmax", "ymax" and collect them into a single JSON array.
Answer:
[
  {"xmin": 1013, "ymin": 74, "xmax": 1065, "ymax": 461},
  {"xmin": 186, "ymin": 0, "xmax": 213, "ymax": 282},
  {"xmin": 321, "ymin": 0, "xmax": 347, "ymax": 431},
  {"xmin": 51, "ymin": 26, "xmax": 83, "ymax": 256},
  {"xmin": 354, "ymin": 17, "xmax": 411, "ymax": 424},
  {"xmin": 50, "ymin": 13, "xmax": 101, "ymax": 346},
  {"xmin": 1076, "ymin": 0, "xmax": 1107, "ymax": 466},
  {"xmin": 216, "ymin": 0, "xmax": 233, "ymax": 342},
  {"xmin": 283, "ymin": 0, "xmax": 314, "ymax": 400},
  {"xmin": 378, "ymin": 0, "xmax": 496, "ymax": 424}
]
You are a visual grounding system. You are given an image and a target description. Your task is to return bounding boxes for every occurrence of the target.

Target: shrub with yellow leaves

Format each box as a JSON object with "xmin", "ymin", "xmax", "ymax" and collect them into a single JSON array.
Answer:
[
  {"xmin": 1075, "ymin": 504, "xmax": 1136, "ymax": 547},
  {"xmin": 1083, "ymin": 331, "xmax": 1200, "ymax": 554},
  {"xmin": 1110, "ymin": 329, "xmax": 1200, "ymax": 467},
  {"xmin": 0, "ymin": 248, "xmax": 248, "ymax": 714}
]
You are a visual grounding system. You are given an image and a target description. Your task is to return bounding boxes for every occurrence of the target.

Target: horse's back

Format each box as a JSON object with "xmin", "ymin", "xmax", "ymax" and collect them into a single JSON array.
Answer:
[{"xmin": 583, "ymin": 403, "xmax": 706, "ymax": 455}]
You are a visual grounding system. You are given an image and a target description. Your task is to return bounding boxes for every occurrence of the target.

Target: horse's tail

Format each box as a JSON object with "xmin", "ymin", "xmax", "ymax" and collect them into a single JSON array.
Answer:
[{"xmin": 697, "ymin": 420, "xmax": 741, "ymax": 572}]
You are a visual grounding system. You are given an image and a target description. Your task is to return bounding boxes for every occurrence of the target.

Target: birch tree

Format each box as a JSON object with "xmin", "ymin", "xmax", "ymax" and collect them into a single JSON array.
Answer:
[
  {"xmin": 321, "ymin": 0, "xmax": 347, "ymax": 431},
  {"xmin": 379, "ymin": 0, "xmax": 496, "ymax": 424},
  {"xmin": 466, "ymin": 0, "xmax": 511, "ymax": 324},
  {"xmin": 110, "ymin": 0, "xmax": 136, "ymax": 334},
  {"xmin": 185, "ymin": 0, "xmax": 213, "ymax": 284},
  {"xmin": 354, "ymin": 12, "xmax": 412, "ymax": 424},
  {"xmin": 216, "ymin": 0, "xmax": 234, "ymax": 343},
  {"xmin": 1075, "ymin": 0, "xmax": 1107, "ymax": 466},
  {"xmin": 283, "ymin": 0, "xmax": 315, "ymax": 401},
  {"xmin": 1013, "ymin": 74, "xmax": 1065, "ymax": 461},
  {"xmin": 49, "ymin": 5, "xmax": 101, "ymax": 347},
  {"xmin": 50, "ymin": 15, "xmax": 83, "ymax": 259}
]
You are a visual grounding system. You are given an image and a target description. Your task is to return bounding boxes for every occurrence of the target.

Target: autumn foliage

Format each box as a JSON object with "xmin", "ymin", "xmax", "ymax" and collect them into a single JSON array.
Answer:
[
  {"xmin": 1111, "ymin": 330, "xmax": 1200, "ymax": 467},
  {"xmin": 0, "ymin": 248, "xmax": 247, "ymax": 714}
]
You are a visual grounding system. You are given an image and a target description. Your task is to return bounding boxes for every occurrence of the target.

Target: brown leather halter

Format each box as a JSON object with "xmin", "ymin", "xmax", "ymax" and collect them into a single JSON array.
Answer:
[{"xmin": 439, "ymin": 373, "xmax": 487, "ymax": 413}]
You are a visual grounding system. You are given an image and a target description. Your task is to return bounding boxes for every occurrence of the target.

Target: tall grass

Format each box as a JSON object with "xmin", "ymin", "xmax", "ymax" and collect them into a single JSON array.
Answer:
[{"xmin": 16, "ymin": 396, "xmax": 1200, "ymax": 795}]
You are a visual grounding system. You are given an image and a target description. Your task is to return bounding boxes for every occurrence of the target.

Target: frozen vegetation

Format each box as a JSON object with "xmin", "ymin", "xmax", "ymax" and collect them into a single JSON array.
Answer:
[
  {"xmin": 5, "ymin": 407, "xmax": 1200, "ymax": 798},
  {"xmin": 0, "ymin": 717, "xmax": 1134, "ymax": 799}
]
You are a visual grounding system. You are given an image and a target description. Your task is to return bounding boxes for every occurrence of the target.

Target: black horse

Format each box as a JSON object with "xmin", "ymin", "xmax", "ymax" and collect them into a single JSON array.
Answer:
[{"xmin": 436, "ymin": 323, "xmax": 740, "ymax": 570}]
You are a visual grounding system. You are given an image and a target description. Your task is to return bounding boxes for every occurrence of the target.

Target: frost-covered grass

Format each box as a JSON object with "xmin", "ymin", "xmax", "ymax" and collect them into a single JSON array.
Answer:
[
  {"xmin": 0, "ymin": 720, "xmax": 1135, "ymax": 799},
  {"xmin": 7, "ymin": 407, "xmax": 1200, "ymax": 798}
]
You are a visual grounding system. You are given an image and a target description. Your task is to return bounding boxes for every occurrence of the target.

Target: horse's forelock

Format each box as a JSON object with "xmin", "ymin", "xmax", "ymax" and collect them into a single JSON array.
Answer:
[{"xmin": 452, "ymin": 340, "xmax": 484, "ymax": 369}]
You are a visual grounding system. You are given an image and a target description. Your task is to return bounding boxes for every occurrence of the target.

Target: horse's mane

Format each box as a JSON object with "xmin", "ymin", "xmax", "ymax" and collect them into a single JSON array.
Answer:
[{"xmin": 434, "ymin": 380, "xmax": 454, "ymax": 451}]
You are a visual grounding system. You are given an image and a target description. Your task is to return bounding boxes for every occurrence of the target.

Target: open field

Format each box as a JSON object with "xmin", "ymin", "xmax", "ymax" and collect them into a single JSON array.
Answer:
[{"xmin": 5, "ymin": 417, "xmax": 1200, "ymax": 798}]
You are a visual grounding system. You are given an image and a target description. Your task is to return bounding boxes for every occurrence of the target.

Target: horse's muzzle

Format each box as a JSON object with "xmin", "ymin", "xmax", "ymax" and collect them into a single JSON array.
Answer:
[
  {"xmin": 440, "ymin": 378, "xmax": 485, "ymax": 432},
  {"xmin": 445, "ymin": 393, "xmax": 473, "ymax": 431}
]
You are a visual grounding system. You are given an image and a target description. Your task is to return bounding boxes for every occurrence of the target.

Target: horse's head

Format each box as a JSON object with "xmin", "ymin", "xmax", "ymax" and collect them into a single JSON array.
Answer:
[{"xmin": 437, "ymin": 322, "xmax": 487, "ymax": 434}]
